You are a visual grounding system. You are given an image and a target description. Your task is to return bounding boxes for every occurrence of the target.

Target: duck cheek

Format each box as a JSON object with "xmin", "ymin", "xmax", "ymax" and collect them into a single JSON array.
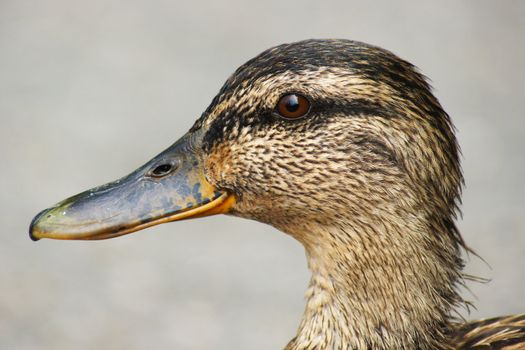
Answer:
[{"xmin": 203, "ymin": 143, "xmax": 237, "ymax": 188}]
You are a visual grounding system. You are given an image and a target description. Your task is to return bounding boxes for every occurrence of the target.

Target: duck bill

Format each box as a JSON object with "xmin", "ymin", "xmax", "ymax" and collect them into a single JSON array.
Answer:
[{"xmin": 29, "ymin": 131, "xmax": 235, "ymax": 241}]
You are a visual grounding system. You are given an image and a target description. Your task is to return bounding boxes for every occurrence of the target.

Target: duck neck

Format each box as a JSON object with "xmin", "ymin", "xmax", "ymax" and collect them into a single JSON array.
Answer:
[{"xmin": 283, "ymin": 216, "xmax": 464, "ymax": 350}]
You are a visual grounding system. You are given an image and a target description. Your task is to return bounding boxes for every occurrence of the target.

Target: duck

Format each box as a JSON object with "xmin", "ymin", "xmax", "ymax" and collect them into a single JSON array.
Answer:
[{"xmin": 29, "ymin": 39, "xmax": 525, "ymax": 350}]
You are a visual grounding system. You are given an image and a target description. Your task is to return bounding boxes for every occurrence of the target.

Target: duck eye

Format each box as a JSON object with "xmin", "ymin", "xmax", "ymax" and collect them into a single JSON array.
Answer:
[
  {"xmin": 276, "ymin": 93, "xmax": 310, "ymax": 119},
  {"xmin": 149, "ymin": 163, "xmax": 175, "ymax": 178}
]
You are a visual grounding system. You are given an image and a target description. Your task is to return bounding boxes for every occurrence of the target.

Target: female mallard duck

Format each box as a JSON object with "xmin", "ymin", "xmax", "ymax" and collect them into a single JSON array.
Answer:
[{"xmin": 30, "ymin": 39, "xmax": 524, "ymax": 350}]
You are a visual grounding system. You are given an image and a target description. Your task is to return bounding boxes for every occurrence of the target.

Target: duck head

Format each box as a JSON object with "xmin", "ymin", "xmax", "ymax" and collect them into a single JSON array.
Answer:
[{"xmin": 30, "ymin": 39, "xmax": 466, "ymax": 350}]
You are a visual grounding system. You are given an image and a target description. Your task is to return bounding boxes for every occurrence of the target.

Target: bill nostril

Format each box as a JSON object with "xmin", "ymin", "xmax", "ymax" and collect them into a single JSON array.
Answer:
[{"xmin": 149, "ymin": 161, "xmax": 178, "ymax": 178}]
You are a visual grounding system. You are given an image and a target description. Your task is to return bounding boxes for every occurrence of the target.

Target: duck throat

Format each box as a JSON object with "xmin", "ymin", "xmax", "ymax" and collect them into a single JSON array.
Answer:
[{"xmin": 282, "ymin": 218, "xmax": 465, "ymax": 350}]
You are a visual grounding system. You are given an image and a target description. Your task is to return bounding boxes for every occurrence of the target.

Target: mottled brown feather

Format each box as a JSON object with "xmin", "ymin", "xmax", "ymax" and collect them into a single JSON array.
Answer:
[{"xmin": 452, "ymin": 315, "xmax": 525, "ymax": 349}]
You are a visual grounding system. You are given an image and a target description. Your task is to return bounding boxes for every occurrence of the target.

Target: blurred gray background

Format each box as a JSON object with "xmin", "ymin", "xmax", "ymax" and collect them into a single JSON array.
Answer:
[{"xmin": 1, "ymin": 1, "xmax": 524, "ymax": 349}]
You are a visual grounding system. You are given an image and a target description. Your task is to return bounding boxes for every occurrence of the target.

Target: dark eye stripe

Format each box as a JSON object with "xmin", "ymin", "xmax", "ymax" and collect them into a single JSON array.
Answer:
[
  {"xmin": 309, "ymin": 98, "xmax": 390, "ymax": 118},
  {"xmin": 202, "ymin": 95, "xmax": 391, "ymax": 152}
]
